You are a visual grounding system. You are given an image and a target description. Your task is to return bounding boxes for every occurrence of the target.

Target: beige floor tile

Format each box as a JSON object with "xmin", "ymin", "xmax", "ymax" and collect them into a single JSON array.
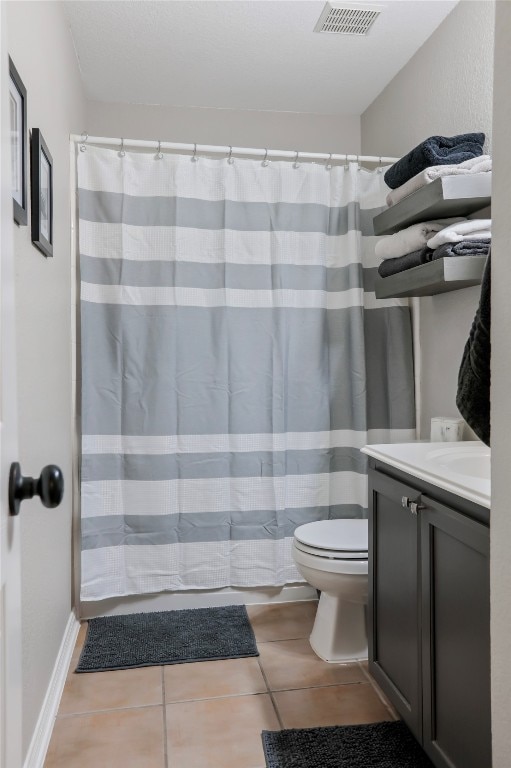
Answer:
[
  {"xmin": 68, "ymin": 623, "xmax": 89, "ymax": 672},
  {"xmin": 274, "ymin": 683, "xmax": 392, "ymax": 729},
  {"xmin": 358, "ymin": 662, "xmax": 400, "ymax": 720},
  {"xmin": 247, "ymin": 601, "xmax": 317, "ymax": 642},
  {"xmin": 44, "ymin": 706, "xmax": 165, "ymax": 767},
  {"xmin": 59, "ymin": 665, "xmax": 163, "ymax": 715},
  {"xmin": 166, "ymin": 693, "xmax": 279, "ymax": 767},
  {"xmin": 164, "ymin": 657, "xmax": 266, "ymax": 703},
  {"xmin": 258, "ymin": 639, "xmax": 366, "ymax": 691},
  {"xmin": 75, "ymin": 623, "xmax": 88, "ymax": 653}
]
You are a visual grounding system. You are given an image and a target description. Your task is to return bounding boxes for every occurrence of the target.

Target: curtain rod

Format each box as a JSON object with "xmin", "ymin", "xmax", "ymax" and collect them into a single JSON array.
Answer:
[{"xmin": 70, "ymin": 134, "xmax": 399, "ymax": 165}]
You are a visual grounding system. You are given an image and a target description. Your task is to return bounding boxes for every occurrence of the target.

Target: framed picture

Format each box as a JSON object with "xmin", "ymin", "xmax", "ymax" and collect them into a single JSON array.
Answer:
[
  {"xmin": 30, "ymin": 129, "xmax": 53, "ymax": 258},
  {"xmin": 9, "ymin": 57, "xmax": 27, "ymax": 225}
]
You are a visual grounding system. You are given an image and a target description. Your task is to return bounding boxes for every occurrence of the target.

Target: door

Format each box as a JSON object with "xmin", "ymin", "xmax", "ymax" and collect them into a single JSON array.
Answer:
[
  {"xmin": 0, "ymin": 7, "xmax": 23, "ymax": 767},
  {"xmin": 420, "ymin": 496, "xmax": 491, "ymax": 768},
  {"xmin": 368, "ymin": 468, "xmax": 422, "ymax": 739}
]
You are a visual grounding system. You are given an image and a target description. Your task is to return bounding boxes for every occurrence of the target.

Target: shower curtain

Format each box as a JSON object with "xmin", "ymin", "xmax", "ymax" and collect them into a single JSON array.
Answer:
[{"xmin": 77, "ymin": 145, "xmax": 415, "ymax": 601}]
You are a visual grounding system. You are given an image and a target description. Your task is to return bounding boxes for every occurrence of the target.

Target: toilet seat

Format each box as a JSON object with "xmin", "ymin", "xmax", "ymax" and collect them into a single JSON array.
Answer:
[
  {"xmin": 292, "ymin": 541, "xmax": 368, "ymax": 575},
  {"xmin": 293, "ymin": 519, "xmax": 368, "ymax": 560},
  {"xmin": 293, "ymin": 540, "xmax": 367, "ymax": 560}
]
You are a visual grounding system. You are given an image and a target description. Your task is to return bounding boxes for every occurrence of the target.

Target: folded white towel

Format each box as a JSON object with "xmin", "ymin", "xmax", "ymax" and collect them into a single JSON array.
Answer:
[
  {"xmin": 375, "ymin": 218, "xmax": 465, "ymax": 261},
  {"xmin": 427, "ymin": 219, "xmax": 492, "ymax": 249},
  {"xmin": 386, "ymin": 156, "xmax": 492, "ymax": 207}
]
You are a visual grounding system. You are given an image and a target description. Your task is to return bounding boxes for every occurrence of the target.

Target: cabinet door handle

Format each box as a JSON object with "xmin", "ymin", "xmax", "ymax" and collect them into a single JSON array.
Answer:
[
  {"xmin": 402, "ymin": 496, "xmax": 410, "ymax": 508},
  {"xmin": 410, "ymin": 502, "xmax": 426, "ymax": 515}
]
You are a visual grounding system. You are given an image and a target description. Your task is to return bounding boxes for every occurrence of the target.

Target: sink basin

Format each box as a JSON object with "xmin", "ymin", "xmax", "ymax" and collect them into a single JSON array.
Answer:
[
  {"xmin": 361, "ymin": 441, "xmax": 491, "ymax": 508},
  {"xmin": 425, "ymin": 446, "xmax": 491, "ymax": 481}
]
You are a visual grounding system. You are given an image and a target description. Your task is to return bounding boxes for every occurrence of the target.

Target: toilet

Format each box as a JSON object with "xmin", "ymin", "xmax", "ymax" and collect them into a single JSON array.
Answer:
[{"xmin": 292, "ymin": 519, "xmax": 368, "ymax": 663}]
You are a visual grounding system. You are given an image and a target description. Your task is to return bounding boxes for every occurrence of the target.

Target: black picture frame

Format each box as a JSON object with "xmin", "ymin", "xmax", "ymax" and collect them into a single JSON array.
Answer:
[
  {"xmin": 9, "ymin": 57, "xmax": 28, "ymax": 226},
  {"xmin": 30, "ymin": 129, "xmax": 53, "ymax": 258}
]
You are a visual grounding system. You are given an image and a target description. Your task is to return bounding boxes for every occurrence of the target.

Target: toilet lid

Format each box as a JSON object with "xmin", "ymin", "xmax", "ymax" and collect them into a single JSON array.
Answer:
[{"xmin": 294, "ymin": 519, "xmax": 368, "ymax": 553}]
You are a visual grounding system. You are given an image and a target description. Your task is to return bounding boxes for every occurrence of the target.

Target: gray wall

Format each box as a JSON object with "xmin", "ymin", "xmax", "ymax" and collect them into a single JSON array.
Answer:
[
  {"xmin": 361, "ymin": 0, "xmax": 494, "ymax": 437},
  {"xmin": 85, "ymin": 100, "xmax": 361, "ymax": 155},
  {"xmin": 490, "ymin": 1, "xmax": 511, "ymax": 763},
  {"xmin": 6, "ymin": 1, "xmax": 85, "ymax": 758}
]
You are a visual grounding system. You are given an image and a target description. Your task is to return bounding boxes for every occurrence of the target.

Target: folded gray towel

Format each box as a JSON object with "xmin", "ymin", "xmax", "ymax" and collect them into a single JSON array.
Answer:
[
  {"xmin": 456, "ymin": 253, "xmax": 491, "ymax": 446},
  {"xmin": 384, "ymin": 133, "xmax": 485, "ymax": 190},
  {"xmin": 431, "ymin": 239, "xmax": 491, "ymax": 260},
  {"xmin": 378, "ymin": 247, "xmax": 433, "ymax": 278}
]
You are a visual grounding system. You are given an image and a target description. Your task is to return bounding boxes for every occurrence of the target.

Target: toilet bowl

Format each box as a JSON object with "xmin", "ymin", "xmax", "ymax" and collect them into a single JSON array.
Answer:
[{"xmin": 292, "ymin": 519, "xmax": 368, "ymax": 663}]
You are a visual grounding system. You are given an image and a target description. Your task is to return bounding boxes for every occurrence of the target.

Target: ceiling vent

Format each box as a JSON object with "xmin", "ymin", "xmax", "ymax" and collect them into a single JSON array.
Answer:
[{"xmin": 314, "ymin": 2, "xmax": 384, "ymax": 35}]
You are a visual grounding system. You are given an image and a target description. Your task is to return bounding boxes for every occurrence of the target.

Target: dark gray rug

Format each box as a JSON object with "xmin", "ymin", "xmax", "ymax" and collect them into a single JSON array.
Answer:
[
  {"xmin": 76, "ymin": 604, "xmax": 258, "ymax": 672},
  {"xmin": 262, "ymin": 721, "xmax": 435, "ymax": 768}
]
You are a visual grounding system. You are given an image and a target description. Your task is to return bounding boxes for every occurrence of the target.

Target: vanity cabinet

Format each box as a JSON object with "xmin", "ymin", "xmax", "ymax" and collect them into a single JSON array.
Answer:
[{"xmin": 368, "ymin": 460, "xmax": 491, "ymax": 768}]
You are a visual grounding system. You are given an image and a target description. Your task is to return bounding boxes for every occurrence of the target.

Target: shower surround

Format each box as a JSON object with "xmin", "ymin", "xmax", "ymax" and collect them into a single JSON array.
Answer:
[{"xmin": 77, "ymin": 146, "xmax": 414, "ymax": 601}]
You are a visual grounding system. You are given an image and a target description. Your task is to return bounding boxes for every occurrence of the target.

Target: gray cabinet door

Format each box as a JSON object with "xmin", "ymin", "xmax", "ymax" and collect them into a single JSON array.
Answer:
[
  {"xmin": 368, "ymin": 470, "xmax": 422, "ymax": 739},
  {"xmin": 420, "ymin": 496, "xmax": 491, "ymax": 768}
]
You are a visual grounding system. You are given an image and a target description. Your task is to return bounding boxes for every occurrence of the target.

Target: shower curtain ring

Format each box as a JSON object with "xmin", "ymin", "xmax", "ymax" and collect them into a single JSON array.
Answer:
[
  {"xmin": 156, "ymin": 140, "xmax": 163, "ymax": 159},
  {"xmin": 356, "ymin": 155, "xmax": 361, "ymax": 171},
  {"xmin": 227, "ymin": 146, "xmax": 234, "ymax": 165},
  {"xmin": 293, "ymin": 151, "xmax": 300, "ymax": 169},
  {"xmin": 344, "ymin": 155, "xmax": 349, "ymax": 171},
  {"xmin": 326, "ymin": 153, "xmax": 333, "ymax": 171},
  {"xmin": 119, "ymin": 138, "xmax": 125, "ymax": 158},
  {"xmin": 377, "ymin": 156, "xmax": 383, "ymax": 173},
  {"xmin": 80, "ymin": 132, "xmax": 88, "ymax": 152},
  {"xmin": 191, "ymin": 143, "xmax": 198, "ymax": 162},
  {"xmin": 262, "ymin": 149, "xmax": 270, "ymax": 167}
]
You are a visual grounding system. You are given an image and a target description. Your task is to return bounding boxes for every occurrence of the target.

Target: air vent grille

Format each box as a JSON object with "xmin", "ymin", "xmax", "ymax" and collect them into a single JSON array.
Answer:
[{"xmin": 314, "ymin": 3, "xmax": 383, "ymax": 35}]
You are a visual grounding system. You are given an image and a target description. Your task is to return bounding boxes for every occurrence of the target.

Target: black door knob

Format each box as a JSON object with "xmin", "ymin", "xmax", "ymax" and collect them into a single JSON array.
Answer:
[{"xmin": 9, "ymin": 462, "xmax": 64, "ymax": 516}]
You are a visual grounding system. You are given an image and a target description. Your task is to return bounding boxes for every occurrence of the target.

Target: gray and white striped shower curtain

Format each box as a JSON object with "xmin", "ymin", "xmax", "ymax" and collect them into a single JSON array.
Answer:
[{"xmin": 78, "ymin": 145, "xmax": 415, "ymax": 601}]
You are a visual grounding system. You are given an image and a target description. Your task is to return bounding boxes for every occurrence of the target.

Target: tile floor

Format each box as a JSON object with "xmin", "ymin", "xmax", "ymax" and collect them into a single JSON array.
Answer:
[{"xmin": 44, "ymin": 600, "xmax": 398, "ymax": 768}]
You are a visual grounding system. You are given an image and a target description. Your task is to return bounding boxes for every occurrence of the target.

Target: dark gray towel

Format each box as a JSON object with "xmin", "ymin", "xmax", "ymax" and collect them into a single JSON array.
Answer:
[
  {"xmin": 384, "ymin": 133, "xmax": 485, "ymax": 189},
  {"xmin": 431, "ymin": 239, "xmax": 491, "ymax": 260},
  {"xmin": 378, "ymin": 247, "xmax": 433, "ymax": 278},
  {"xmin": 456, "ymin": 253, "xmax": 491, "ymax": 446}
]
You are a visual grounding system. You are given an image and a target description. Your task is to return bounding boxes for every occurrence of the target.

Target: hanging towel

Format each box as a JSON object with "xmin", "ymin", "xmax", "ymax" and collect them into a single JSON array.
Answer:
[
  {"xmin": 384, "ymin": 133, "xmax": 486, "ymax": 190},
  {"xmin": 386, "ymin": 156, "xmax": 491, "ymax": 207},
  {"xmin": 427, "ymin": 219, "xmax": 491, "ymax": 249},
  {"xmin": 431, "ymin": 239, "xmax": 491, "ymax": 261},
  {"xmin": 376, "ymin": 218, "xmax": 465, "ymax": 261},
  {"xmin": 456, "ymin": 254, "xmax": 491, "ymax": 446},
  {"xmin": 378, "ymin": 247, "xmax": 433, "ymax": 277}
]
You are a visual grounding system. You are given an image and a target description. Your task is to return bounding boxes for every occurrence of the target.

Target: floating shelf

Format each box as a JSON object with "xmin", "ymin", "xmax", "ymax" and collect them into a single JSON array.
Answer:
[
  {"xmin": 375, "ymin": 256, "xmax": 487, "ymax": 299},
  {"xmin": 373, "ymin": 173, "xmax": 491, "ymax": 236}
]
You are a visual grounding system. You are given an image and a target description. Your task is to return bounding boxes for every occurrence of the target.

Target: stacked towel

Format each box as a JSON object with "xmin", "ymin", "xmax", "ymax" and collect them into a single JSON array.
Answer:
[
  {"xmin": 378, "ymin": 239, "xmax": 490, "ymax": 278},
  {"xmin": 375, "ymin": 218, "xmax": 465, "ymax": 261},
  {"xmin": 384, "ymin": 133, "xmax": 485, "ymax": 189},
  {"xmin": 456, "ymin": 253, "xmax": 491, "ymax": 446},
  {"xmin": 427, "ymin": 219, "xmax": 491, "ymax": 249},
  {"xmin": 386, "ymin": 155, "xmax": 491, "ymax": 207},
  {"xmin": 431, "ymin": 239, "xmax": 491, "ymax": 261},
  {"xmin": 378, "ymin": 247, "xmax": 433, "ymax": 278}
]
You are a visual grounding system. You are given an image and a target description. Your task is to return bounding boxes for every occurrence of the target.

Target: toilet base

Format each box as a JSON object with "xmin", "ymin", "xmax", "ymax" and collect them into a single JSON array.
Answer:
[{"xmin": 309, "ymin": 591, "xmax": 367, "ymax": 663}]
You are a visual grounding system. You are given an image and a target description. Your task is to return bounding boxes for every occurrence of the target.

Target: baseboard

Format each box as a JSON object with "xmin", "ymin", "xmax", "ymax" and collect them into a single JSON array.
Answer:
[
  {"xmin": 23, "ymin": 611, "xmax": 80, "ymax": 768},
  {"xmin": 80, "ymin": 583, "xmax": 317, "ymax": 619}
]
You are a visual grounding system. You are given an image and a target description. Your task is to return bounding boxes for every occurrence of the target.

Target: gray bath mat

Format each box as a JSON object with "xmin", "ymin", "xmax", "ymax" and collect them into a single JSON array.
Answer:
[
  {"xmin": 76, "ymin": 604, "xmax": 258, "ymax": 672},
  {"xmin": 262, "ymin": 721, "xmax": 434, "ymax": 768}
]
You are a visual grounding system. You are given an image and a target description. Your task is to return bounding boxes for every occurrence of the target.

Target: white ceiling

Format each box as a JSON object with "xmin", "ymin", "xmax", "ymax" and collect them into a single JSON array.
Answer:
[{"xmin": 63, "ymin": 0, "xmax": 458, "ymax": 115}]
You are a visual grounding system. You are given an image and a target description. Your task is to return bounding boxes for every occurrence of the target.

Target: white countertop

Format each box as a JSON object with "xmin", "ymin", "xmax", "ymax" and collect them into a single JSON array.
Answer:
[{"xmin": 361, "ymin": 441, "xmax": 491, "ymax": 509}]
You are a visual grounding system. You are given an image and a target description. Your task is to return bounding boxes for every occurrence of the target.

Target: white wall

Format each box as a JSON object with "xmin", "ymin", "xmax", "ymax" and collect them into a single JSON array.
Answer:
[
  {"xmin": 490, "ymin": 1, "xmax": 511, "ymax": 763},
  {"xmin": 361, "ymin": 0, "xmax": 494, "ymax": 436},
  {"xmin": 85, "ymin": 100, "xmax": 361, "ymax": 155},
  {"xmin": 6, "ymin": 1, "xmax": 85, "ymax": 759}
]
